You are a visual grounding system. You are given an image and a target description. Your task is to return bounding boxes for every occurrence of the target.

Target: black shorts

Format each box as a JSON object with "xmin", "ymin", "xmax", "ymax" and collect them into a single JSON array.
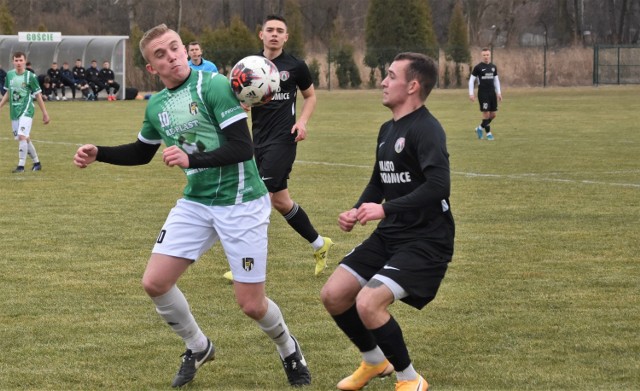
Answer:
[
  {"xmin": 341, "ymin": 231, "xmax": 450, "ymax": 309},
  {"xmin": 478, "ymin": 89, "xmax": 498, "ymax": 112},
  {"xmin": 254, "ymin": 143, "xmax": 297, "ymax": 193}
]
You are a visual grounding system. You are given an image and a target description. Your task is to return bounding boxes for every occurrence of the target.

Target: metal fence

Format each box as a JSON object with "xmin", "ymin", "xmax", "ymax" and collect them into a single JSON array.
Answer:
[{"xmin": 593, "ymin": 45, "xmax": 640, "ymax": 85}]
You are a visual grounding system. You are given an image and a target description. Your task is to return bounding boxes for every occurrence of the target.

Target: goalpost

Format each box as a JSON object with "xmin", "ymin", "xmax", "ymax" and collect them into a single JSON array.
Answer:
[{"xmin": 0, "ymin": 32, "xmax": 129, "ymax": 99}]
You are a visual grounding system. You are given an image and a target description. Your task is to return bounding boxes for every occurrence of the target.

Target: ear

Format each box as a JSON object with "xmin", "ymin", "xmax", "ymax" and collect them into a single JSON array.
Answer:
[
  {"xmin": 145, "ymin": 63, "xmax": 157, "ymax": 75},
  {"xmin": 407, "ymin": 79, "xmax": 419, "ymax": 95}
]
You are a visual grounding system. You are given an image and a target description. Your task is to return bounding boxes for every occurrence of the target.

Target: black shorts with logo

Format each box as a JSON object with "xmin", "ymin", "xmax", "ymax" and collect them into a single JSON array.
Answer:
[
  {"xmin": 254, "ymin": 143, "xmax": 297, "ymax": 193},
  {"xmin": 478, "ymin": 89, "xmax": 498, "ymax": 112},
  {"xmin": 341, "ymin": 230, "xmax": 450, "ymax": 309}
]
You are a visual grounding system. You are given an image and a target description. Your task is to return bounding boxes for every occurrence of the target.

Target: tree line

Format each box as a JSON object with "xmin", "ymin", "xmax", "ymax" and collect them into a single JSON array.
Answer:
[{"xmin": 1, "ymin": 0, "xmax": 638, "ymax": 90}]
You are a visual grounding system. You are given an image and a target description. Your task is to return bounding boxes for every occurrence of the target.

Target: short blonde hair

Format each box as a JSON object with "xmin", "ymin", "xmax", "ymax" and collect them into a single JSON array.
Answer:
[{"xmin": 139, "ymin": 24, "xmax": 172, "ymax": 61}]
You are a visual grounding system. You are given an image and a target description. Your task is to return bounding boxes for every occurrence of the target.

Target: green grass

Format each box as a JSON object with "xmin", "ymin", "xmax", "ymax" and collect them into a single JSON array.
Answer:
[{"xmin": 1, "ymin": 86, "xmax": 639, "ymax": 390}]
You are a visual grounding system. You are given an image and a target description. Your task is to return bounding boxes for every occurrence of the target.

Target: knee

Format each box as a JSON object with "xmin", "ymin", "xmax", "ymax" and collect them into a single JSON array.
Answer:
[
  {"xmin": 237, "ymin": 298, "xmax": 267, "ymax": 320},
  {"xmin": 354, "ymin": 298, "xmax": 378, "ymax": 325},
  {"xmin": 141, "ymin": 275, "xmax": 170, "ymax": 298},
  {"xmin": 321, "ymin": 284, "xmax": 349, "ymax": 315},
  {"xmin": 320, "ymin": 285, "xmax": 333, "ymax": 309},
  {"xmin": 271, "ymin": 198, "xmax": 291, "ymax": 214}
]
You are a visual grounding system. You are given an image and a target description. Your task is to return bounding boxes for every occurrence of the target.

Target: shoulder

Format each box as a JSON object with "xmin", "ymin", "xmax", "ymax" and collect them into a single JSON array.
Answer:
[
  {"xmin": 410, "ymin": 108, "xmax": 445, "ymax": 137},
  {"xmin": 274, "ymin": 51, "xmax": 306, "ymax": 68},
  {"xmin": 147, "ymin": 89, "xmax": 167, "ymax": 106},
  {"xmin": 202, "ymin": 71, "xmax": 228, "ymax": 85}
]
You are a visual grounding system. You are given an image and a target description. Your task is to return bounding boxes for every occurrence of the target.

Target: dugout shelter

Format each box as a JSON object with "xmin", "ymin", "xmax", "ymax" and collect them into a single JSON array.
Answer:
[{"xmin": 0, "ymin": 34, "xmax": 128, "ymax": 100}]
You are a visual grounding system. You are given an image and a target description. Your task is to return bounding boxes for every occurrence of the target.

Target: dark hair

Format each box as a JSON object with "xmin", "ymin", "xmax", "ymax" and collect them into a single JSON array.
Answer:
[
  {"xmin": 394, "ymin": 52, "xmax": 437, "ymax": 101},
  {"xmin": 13, "ymin": 51, "xmax": 26, "ymax": 59},
  {"xmin": 263, "ymin": 14, "xmax": 287, "ymax": 26},
  {"xmin": 187, "ymin": 41, "xmax": 201, "ymax": 49}
]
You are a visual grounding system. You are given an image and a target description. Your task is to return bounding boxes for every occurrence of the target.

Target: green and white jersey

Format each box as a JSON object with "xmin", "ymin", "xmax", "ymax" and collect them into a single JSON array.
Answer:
[
  {"xmin": 139, "ymin": 70, "xmax": 267, "ymax": 206},
  {"xmin": 5, "ymin": 70, "xmax": 41, "ymax": 120}
]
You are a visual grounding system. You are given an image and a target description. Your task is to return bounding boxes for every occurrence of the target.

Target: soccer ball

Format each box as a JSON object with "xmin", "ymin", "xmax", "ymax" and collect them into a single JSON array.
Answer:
[{"xmin": 228, "ymin": 55, "xmax": 280, "ymax": 107}]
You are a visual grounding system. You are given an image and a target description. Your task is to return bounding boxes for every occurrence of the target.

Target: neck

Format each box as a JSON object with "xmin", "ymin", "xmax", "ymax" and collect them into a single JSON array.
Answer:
[
  {"xmin": 391, "ymin": 101, "xmax": 423, "ymax": 121},
  {"xmin": 263, "ymin": 48, "xmax": 282, "ymax": 60}
]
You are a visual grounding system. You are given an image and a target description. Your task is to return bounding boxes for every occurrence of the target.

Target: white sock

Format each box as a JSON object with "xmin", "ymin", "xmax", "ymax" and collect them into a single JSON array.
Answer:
[
  {"xmin": 18, "ymin": 140, "xmax": 28, "ymax": 166},
  {"xmin": 311, "ymin": 236, "xmax": 324, "ymax": 251},
  {"xmin": 362, "ymin": 346, "xmax": 387, "ymax": 365},
  {"xmin": 27, "ymin": 141, "xmax": 39, "ymax": 163},
  {"xmin": 395, "ymin": 363, "xmax": 418, "ymax": 382},
  {"xmin": 151, "ymin": 285, "xmax": 208, "ymax": 352},
  {"xmin": 257, "ymin": 298, "xmax": 295, "ymax": 359}
]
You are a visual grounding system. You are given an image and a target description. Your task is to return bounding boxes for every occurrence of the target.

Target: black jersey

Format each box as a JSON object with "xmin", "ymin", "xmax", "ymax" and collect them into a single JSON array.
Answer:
[
  {"xmin": 250, "ymin": 50, "xmax": 313, "ymax": 148},
  {"xmin": 47, "ymin": 68, "xmax": 62, "ymax": 83},
  {"xmin": 73, "ymin": 66, "xmax": 86, "ymax": 81},
  {"xmin": 87, "ymin": 66, "xmax": 100, "ymax": 82},
  {"xmin": 471, "ymin": 61, "xmax": 498, "ymax": 93},
  {"xmin": 99, "ymin": 68, "xmax": 115, "ymax": 82},
  {"xmin": 356, "ymin": 106, "xmax": 454, "ymax": 257}
]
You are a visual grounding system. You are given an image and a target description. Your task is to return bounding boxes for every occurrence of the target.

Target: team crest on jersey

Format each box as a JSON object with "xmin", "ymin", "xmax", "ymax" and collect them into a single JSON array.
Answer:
[
  {"xmin": 394, "ymin": 137, "xmax": 405, "ymax": 153},
  {"xmin": 242, "ymin": 257, "xmax": 254, "ymax": 272},
  {"xmin": 280, "ymin": 71, "xmax": 290, "ymax": 82},
  {"xmin": 189, "ymin": 102, "xmax": 198, "ymax": 115}
]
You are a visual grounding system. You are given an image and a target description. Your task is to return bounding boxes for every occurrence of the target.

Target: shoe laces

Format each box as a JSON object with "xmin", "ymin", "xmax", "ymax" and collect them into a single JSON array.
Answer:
[
  {"xmin": 176, "ymin": 350, "xmax": 195, "ymax": 373},
  {"xmin": 283, "ymin": 354, "xmax": 300, "ymax": 371}
]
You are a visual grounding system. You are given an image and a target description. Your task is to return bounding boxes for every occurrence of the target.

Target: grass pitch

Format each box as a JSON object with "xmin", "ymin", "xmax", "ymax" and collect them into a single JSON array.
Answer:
[{"xmin": 1, "ymin": 86, "xmax": 638, "ymax": 390}]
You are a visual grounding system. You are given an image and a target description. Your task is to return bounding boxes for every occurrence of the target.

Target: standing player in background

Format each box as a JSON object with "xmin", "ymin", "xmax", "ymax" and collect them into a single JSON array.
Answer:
[
  {"xmin": 73, "ymin": 24, "xmax": 311, "ymax": 388},
  {"xmin": 469, "ymin": 47, "xmax": 502, "ymax": 141},
  {"xmin": 0, "ymin": 51, "xmax": 50, "ymax": 173},
  {"xmin": 187, "ymin": 42, "xmax": 218, "ymax": 72},
  {"xmin": 321, "ymin": 52, "xmax": 454, "ymax": 391},
  {"xmin": 224, "ymin": 14, "xmax": 333, "ymax": 281}
]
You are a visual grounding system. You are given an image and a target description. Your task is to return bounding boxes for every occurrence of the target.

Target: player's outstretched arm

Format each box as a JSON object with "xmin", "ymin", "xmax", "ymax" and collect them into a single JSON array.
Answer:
[{"xmin": 74, "ymin": 144, "xmax": 98, "ymax": 168}]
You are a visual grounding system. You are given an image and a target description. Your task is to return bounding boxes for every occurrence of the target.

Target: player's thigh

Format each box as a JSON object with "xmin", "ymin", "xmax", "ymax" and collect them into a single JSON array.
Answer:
[
  {"xmin": 340, "ymin": 232, "xmax": 389, "ymax": 283},
  {"xmin": 152, "ymin": 199, "xmax": 219, "ymax": 261},
  {"xmin": 255, "ymin": 144, "xmax": 296, "ymax": 192},
  {"xmin": 12, "ymin": 117, "xmax": 33, "ymax": 139},
  {"xmin": 213, "ymin": 194, "xmax": 271, "ymax": 283},
  {"xmin": 375, "ymin": 242, "xmax": 449, "ymax": 309}
]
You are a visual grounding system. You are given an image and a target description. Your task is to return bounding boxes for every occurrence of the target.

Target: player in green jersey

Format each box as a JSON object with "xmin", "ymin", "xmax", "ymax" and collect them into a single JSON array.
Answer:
[
  {"xmin": 73, "ymin": 24, "xmax": 311, "ymax": 388},
  {"xmin": 0, "ymin": 51, "xmax": 50, "ymax": 173}
]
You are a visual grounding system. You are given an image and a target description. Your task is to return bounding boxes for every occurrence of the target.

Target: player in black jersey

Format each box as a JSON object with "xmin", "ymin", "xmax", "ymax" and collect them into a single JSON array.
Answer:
[
  {"xmin": 321, "ymin": 53, "xmax": 454, "ymax": 391},
  {"xmin": 469, "ymin": 47, "xmax": 502, "ymax": 140},
  {"xmin": 224, "ymin": 14, "xmax": 333, "ymax": 281}
]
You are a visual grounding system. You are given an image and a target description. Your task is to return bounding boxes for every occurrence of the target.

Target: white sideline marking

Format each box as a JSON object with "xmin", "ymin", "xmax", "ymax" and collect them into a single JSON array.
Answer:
[
  {"xmin": 3, "ymin": 138, "xmax": 637, "ymax": 189},
  {"xmin": 296, "ymin": 160, "xmax": 640, "ymax": 189}
]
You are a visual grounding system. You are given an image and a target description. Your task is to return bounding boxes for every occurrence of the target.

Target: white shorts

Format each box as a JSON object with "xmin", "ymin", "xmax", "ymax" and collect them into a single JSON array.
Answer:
[
  {"xmin": 153, "ymin": 195, "xmax": 271, "ymax": 283},
  {"xmin": 12, "ymin": 117, "xmax": 33, "ymax": 140}
]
